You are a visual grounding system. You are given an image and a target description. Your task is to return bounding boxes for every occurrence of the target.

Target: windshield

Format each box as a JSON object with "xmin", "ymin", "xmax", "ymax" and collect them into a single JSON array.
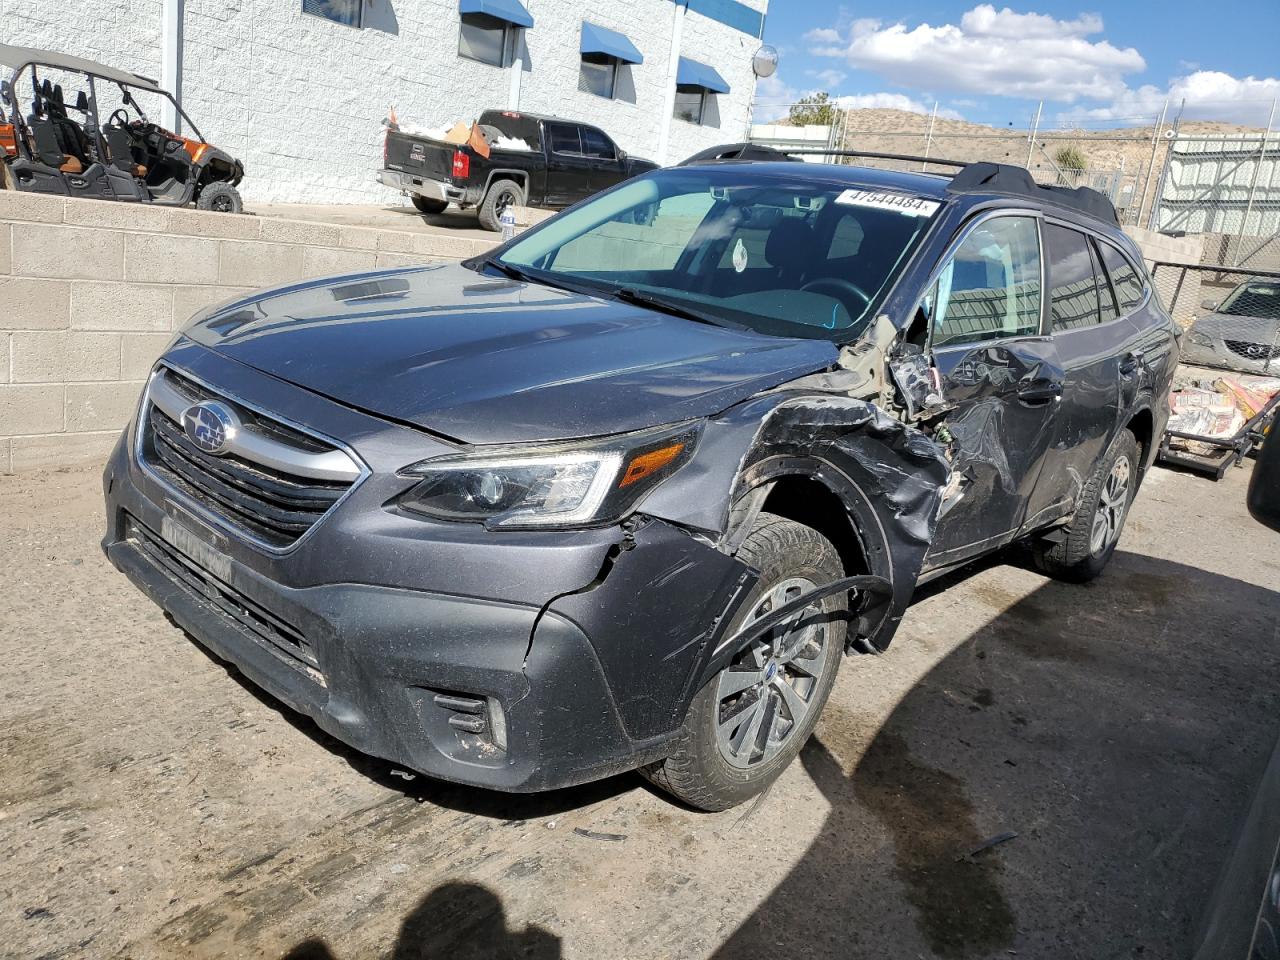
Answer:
[
  {"xmin": 1220, "ymin": 281, "xmax": 1280, "ymax": 319},
  {"xmin": 496, "ymin": 167, "xmax": 939, "ymax": 340}
]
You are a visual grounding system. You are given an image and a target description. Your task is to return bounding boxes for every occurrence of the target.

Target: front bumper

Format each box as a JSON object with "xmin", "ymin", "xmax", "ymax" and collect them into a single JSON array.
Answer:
[
  {"xmin": 1181, "ymin": 337, "xmax": 1280, "ymax": 375},
  {"xmin": 101, "ymin": 347, "xmax": 751, "ymax": 791}
]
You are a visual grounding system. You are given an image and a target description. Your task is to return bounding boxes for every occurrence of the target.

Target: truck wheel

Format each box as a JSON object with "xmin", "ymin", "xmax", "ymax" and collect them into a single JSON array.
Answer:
[
  {"xmin": 1034, "ymin": 429, "xmax": 1139, "ymax": 583},
  {"xmin": 411, "ymin": 195, "xmax": 448, "ymax": 215},
  {"xmin": 196, "ymin": 182, "xmax": 243, "ymax": 214},
  {"xmin": 478, "ymin": 180, "xmax": 523, "ymax": 232},
  {"xmin": 642, "ymin": 513, "xmax": 847, "ymax": 811}
]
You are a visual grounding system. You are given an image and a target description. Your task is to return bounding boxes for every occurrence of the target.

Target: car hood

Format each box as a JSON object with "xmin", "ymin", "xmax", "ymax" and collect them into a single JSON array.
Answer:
[
  {"xmin": 1191, "ymin": 312, "xmax": 1280, "ymax": 341},
  {"xmin": 181, "ymin": 264, "xmax": 839, "ymax": 444}
]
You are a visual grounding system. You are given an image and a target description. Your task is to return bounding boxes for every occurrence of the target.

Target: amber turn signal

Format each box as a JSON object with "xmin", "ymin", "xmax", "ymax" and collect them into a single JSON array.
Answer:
[{"xmin": 619, "ymin": 442, "xmax": 686, "ymax": 488}]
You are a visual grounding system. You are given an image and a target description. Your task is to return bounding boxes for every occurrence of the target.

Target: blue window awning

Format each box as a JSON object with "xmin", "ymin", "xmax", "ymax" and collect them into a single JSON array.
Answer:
[
  {"xmin": 459, "ymin": 0, "xmax": 533, "ymax": 29},
  {"xmin": 676, "ymin": 57, "xmax": 729, "ymax": 94},
  {"xmin": 580, "ymin": 22, "xmax": 643, "ymax": 64}
]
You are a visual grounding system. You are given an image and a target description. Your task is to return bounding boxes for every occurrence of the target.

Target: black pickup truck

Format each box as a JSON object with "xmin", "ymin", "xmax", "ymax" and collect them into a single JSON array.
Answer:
[{"xmin": 379, "ymin": 110, "xmax": 657, "ymax": 230}]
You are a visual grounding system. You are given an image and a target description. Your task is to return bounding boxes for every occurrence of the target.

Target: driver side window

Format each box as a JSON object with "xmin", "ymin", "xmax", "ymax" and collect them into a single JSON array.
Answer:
[{"xmin": 928, "ymin": 216, "xmax": 1042, "ymax": 348}]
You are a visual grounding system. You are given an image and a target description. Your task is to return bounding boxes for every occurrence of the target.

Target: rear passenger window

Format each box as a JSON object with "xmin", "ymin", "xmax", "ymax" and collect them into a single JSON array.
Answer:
[
  {"xmin": 1092, "ymin": 240, "xmax": 1120, "ymax": 324},
  {"xmin": 1098, "ymin": 242, "xmax": 1145, "ymax": 312},
  {"xmin": 930, "ymin": 216, "xmax": 1042, "ymax": 348},
  {"xmin": 827, "ymin": 214, "xmax": 865, "ymax": 259},
  {"xmin": 548, "ymin": 124, "xmax": 582, "ymax": 156},
  {"xmin": 1044, "ymin": 224, "xmax": 1101, "ymax": 331}
]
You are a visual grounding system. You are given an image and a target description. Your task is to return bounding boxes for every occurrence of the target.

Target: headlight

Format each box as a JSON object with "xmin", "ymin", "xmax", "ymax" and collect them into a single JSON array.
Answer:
[
  {"xmin": 1187, "ymin": 330, "xmax": 1214, "ymax": 347},
  {"xmin": 398, "ymin": 423, "xmax": 700, "ymax": 529}
]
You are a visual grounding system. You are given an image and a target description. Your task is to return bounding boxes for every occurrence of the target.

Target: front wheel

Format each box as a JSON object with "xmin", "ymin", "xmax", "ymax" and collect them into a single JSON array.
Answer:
[
  {"xmin": 411, "ymin": 194, "xmax": 448, "ymax": 215},
  {"xmin": 1034, "ymin": 429, "xmax": 1139, "ymax": 582},
  {"xmin": 195, "ymin": 181, "xmax": 243, "ymax": 214},
  {"xmin": 642, "ymin": 513, "xmax": 847, "ymax": 811}
]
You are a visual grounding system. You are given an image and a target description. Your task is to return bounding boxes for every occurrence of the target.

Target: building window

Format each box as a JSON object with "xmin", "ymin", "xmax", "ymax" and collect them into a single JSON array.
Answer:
[
  {"xmin": 302, "ymin": 0, "xmax": 363, "ymax": 28},
  {"xmin": 578, "ymin": 55, "xmax": 617, "ymax": 99},
  {"xmin": 459, "ymin": 13, "xmax": 509, "ymax": 66},
  {"xmin": 674, "ymin": 87, "xmax": 707, "ymax": 125}
]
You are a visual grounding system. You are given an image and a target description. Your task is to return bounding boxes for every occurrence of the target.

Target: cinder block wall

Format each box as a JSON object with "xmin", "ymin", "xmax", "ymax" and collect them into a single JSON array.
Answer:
[{"xmin": 0, "ymin": 191, "xmax": 496, "ymax": 473}]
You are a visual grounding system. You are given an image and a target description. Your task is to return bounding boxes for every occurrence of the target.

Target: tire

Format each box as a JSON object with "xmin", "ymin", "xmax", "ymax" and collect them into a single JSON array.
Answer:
[
  {"xmin": 1034, "ymin": 429, "xmax": 1140, "ymax": 582},
  {"xmin": 196, "ymin": 181, "xmax": 243, "ymax": 214},
  {"xmin": 642, "ymin": 513, "xmax": 847, "ymax": 811},
  {"xmin": 411, "ymin": 194, "xmax": 448, "ymax": 215},
  {"xmin": 477, "ymin": 179, "xmax": 523, "ymax": 232}
]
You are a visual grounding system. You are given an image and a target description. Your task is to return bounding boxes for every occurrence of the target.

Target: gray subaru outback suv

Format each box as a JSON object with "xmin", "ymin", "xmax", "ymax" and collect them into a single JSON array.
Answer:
[{"xmin": 103, "ymin": 151, "xmax": 1177, "ymax": 810}]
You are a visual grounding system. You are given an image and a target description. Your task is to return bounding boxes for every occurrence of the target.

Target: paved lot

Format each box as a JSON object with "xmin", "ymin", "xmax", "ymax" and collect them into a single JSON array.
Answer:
[
  {"xmin": 248, "ymin": 203, "xmax": 497, "ymax": 241},
  {"xmin": 1, "ymin": 460, "xmax": 1277, "ymax": 960}
]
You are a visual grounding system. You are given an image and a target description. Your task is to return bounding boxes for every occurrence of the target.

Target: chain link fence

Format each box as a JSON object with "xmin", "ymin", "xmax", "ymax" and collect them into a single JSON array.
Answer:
[{"xmin": 1152, "ymin": 263, "xmax": 1280, "ymax": 374}]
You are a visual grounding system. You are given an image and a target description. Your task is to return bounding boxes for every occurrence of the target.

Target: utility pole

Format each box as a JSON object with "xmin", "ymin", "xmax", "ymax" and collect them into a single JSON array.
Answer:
[
  {"xmin": 1235, "ymin": 98, "xmax": 1277, "ymax": 265},
  {"xmin": 1025, "ymin": 101, "xmax": 1042, "ymax": 169}
]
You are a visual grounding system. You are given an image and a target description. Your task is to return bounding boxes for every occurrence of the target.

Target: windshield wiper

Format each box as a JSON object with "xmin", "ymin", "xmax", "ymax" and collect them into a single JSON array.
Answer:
[{"xmin": 609, "ymin": 287, "xmax": 742, "ymax": 330}]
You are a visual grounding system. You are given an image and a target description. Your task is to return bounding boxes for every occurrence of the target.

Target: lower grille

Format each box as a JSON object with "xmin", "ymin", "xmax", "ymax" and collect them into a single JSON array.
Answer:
[
  {"xmin": 127, "ymin": 514, "xmax": 324, "ymax": 684},
  {"xmin": 139, "ymin": 369, "xmax": 358, "ymax": 549}
]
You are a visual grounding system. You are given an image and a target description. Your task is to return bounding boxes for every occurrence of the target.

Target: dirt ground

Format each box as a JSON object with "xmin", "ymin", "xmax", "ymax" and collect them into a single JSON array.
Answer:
[{"xmin": 1, "ymin": 459, "xmax": 1277, "ymax": 960}]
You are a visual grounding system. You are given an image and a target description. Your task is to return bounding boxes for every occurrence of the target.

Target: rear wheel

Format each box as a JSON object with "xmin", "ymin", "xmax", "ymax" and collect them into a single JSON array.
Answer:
[
  {"xmin": 411, "ymin": 195, "xmax": 448, "ymax": 215},
  {"xmin": 195, "ymin": 181, "xmax": 243, "ymax": 214},
  {"xmin": 477, "ymin": 179, "xmax": 523, "ymax": 232},
  {"xmin": 642, "ymin": 513, "xmax": 846, "ymax": 811},
  {"xmin": 1034, "ymin": 429, "xmax": 1139, "ymax": 582}
]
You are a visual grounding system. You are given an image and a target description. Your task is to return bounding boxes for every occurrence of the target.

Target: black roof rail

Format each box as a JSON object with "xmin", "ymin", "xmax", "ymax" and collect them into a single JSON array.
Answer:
[{"xmin": 679, "ymin": 143, "xmax": 1119, "ymax": 226}]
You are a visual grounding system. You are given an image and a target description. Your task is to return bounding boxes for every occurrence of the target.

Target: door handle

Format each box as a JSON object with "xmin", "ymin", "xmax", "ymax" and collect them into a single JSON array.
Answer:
[
  {"xmin": 1120, "ymin": 351, "xmax": 1145, "ymax": 377},
  {"xmin": 1016, "ymin": 379, "xmax": 1063, "ymax": 405}
]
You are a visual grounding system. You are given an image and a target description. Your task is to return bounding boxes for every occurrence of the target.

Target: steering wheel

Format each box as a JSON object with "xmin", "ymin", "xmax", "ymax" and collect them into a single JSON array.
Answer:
[
  {"xmin": 801, "ymin": 277, "xmax": 873, "ymax": 315},
  {"xmin": 108, "ymin": 108, "xmax": 131, "ymax": 128}
]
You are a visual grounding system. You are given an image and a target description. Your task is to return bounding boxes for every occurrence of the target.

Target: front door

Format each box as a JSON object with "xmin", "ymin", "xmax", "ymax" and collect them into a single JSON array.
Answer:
[{"xmin": 921, "ymin": 213, "xmax": 1066, "ymax": 568}]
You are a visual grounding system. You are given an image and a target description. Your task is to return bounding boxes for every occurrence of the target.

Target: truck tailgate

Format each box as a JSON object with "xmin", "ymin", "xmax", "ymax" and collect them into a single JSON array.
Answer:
[{"xmin": 385, "ymin": 132, "xmax": 455, "ymax": 182}]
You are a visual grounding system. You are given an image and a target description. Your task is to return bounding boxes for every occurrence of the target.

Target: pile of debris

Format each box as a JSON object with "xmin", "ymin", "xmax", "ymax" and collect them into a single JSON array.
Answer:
[
  {"xmin": 383, "ymin": 111, "xmax": 534, "ymax": 157},
  {"xmin": 1167, "ymin": 372, "xmax": 1280, "ymax": 455}
]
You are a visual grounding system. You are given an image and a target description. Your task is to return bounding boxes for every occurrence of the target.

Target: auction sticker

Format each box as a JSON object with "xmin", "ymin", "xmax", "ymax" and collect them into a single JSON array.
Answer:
[{"xmin": 834, "ymin": 189, "xmax": 940, "ymax": 218}]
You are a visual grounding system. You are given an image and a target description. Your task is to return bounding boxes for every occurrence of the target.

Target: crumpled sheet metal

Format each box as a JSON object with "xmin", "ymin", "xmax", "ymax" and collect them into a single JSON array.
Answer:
[{"xmin": 639, "ymin": 392, "xmax": 950, "ymax": 651}]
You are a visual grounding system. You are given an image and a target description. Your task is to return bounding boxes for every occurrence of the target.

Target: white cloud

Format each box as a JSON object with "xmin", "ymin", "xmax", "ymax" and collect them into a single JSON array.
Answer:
[
  {"xmin": 833, "ymin": 93, "xmax": 964, "ymax": 120},
  {"xmin": 810, "ymin": 4, "xmax": 1145, "ymax": 103},
  {"xmin": 803, "ymin": 27, "xmax": 842, "ymax": 44},
  {"xmin": 752, "ymin": 73, "xmax": 800, "ymax": 115},
  {"xmin": 1062, "ymin": 71, "xmax": 1280, "ymax": 125},
  {"xmin": 807, "ymin": 68, "xmax": 848, "ymax": 88}
]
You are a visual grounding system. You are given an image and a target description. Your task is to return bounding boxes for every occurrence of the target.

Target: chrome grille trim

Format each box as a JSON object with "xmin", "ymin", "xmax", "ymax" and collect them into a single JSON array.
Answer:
[
  {"xmin": 134, "ymin": 364, "xmax": 371, "ymax": 554},
  {"xmin": 149, "ymin": 370, "xmax": 361, "ymax": 482}
]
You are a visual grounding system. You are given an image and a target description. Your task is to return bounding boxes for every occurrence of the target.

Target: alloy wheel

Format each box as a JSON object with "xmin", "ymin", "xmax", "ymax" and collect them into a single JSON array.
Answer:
[
  {"xmin": 715, "ymin": 577, "xmax": 831, "ymax": 769},
  {"xmin": 1091, "ymin": 455, "xmax": 1131, "ymax": 556}
]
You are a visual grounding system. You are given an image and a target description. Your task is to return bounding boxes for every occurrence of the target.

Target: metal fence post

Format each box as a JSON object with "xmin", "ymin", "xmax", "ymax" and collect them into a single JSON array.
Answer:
[
  {"xmin": 1137, "ymin": 100, "xmax": 1170, "ymax": 229},
  {"xmin": 1234, "ymin": 99, "xmax": 1277, "ymax": 266},
  {"xmin": 921, "ymin": 101, "xmax": 937, "ymax": 171},
  {"xmin": 1025, "ymin": 101, "xmax": 1042, "ymax": 169},
  {"xmin": 1148, "ymin": 99, "xmax": 1185, "ymax": 230}
]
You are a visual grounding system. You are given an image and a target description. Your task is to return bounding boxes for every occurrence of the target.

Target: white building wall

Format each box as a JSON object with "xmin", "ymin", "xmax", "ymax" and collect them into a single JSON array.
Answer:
[{"xmin": 7, "ymin": 0, "xmax": 767, "ymax": 204}]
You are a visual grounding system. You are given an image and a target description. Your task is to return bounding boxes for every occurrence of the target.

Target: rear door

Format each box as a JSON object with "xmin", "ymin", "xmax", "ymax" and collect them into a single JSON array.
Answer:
[
  {"xmin": 543, "ymin": 123, "xmax": 594, "ymax": 207},
  {"xmin": 1026, "ymin": 222, "xmax": 1148, "ymax": 529},
  {"xmin": 581, "ymin": 126, "xmax": 628, "ymax": 193},
  {"xmin": 922, "ymin": 213, "xmax": 1066, "ymax": 568}
]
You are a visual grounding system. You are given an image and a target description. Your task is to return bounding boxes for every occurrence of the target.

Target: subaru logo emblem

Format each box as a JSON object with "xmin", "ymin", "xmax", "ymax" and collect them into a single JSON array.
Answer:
[{"xmin": 181, "ymin": 401, "xmax": 239, "ymax": 455}]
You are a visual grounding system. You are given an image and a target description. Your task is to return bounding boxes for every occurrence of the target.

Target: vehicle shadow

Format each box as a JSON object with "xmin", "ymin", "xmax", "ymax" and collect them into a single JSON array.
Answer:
[
  {"xmin": 712, "ymin": 550, "xmax": 1280, "ymax": 958},
  {"xmin": 383, "ymin": 204, "xmax": 486, "ymax": 233},
  {"xmin": 281, "ymin": 880, "xmax": 561, "ymax": 960}
]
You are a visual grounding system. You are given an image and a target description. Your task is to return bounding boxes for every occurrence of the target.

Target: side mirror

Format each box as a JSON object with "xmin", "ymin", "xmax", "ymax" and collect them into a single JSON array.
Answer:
[
  {"xmin": 1250, "ymin": 429, "xmax": 1280, "ymax": 532},
  {"xmin": 0, "ymin": 80, "xmax": 11, "ymax": 105},
  {"xmin": 1201, "ymin": 298, "xmax": 1220, "ymax": 311},
  {"xmin": 74, "ymin": 90, "xmax": 88, "ymax": 112}
]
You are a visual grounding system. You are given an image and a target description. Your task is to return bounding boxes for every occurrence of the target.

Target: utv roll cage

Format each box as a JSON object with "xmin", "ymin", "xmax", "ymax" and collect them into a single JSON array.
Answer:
[
  {"xmin": 680, "ymin": 142, "xmax": 1119, "ymax": 226},
  {"xmin": 0, "ymin": 43, "xmax": 243, "ymax": 212}
]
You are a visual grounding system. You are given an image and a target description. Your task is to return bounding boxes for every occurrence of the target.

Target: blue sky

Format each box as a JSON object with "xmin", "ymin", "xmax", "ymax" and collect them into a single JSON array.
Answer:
[{"xmin": 757, "ymin": 1, "xmax": 1280, "ymax": 128}]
